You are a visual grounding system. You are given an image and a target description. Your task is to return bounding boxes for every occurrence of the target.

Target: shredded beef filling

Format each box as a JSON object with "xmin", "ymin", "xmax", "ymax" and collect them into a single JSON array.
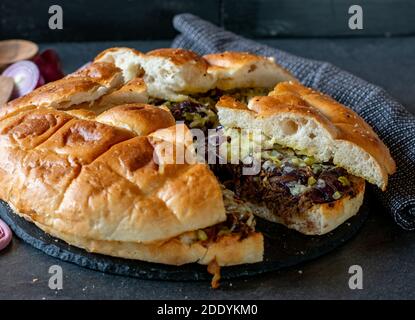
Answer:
[
  {"xmin": 148, "ymin": 87, "xmax": 271, "ymax": 133},
  {"xmin": 205, "ymin": 126, "xmax": 363, "ymax": 222},
  {"xmin": 213, "ymin": 161, "xmax": 359, "ymax": 222}
]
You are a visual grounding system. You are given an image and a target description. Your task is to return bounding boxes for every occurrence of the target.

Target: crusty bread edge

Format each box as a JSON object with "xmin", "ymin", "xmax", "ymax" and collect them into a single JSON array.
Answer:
[
  {"xmin": 250, "ymin": 179, "xmax": 365, "ymax": 235},
  {"xmin": 20, "ymin": 211, "xmax": 264, "ymax": 266}
]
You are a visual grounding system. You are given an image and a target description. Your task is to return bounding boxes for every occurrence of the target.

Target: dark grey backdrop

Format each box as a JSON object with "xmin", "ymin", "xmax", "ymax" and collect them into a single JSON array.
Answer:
[
  {"xmin": 1, "ymin": 0, "xmax": 415, "ymax": 41},
  {"xmin": 1, "ymin": 0, "xmax": 415, "ymax": 300}
]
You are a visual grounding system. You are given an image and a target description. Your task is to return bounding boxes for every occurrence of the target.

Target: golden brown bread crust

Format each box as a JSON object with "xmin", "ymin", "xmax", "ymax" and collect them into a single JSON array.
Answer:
[
  {"xmin": 109, "ymin": 77, "xmax": 146, "ymax": 93},
  {"xmin": 203, "ymin": 51, "xmax": 296, "ymax": 90},
  {"xmin": 217, "ymin": 81, "xmax": 395, "ymax": 190},
  {"xmin": 65, "ymin": 61, "xmax": 123, "ymax": 88},
  {"xmin": 82, "ymin": 78, "xmax": 148, "ymax": 114},
  {"xmin": 0, "ymin": 104, "xmax": 38, "ymax": 122},
  {"xmin": 94, "ymin": 47, "xmax": 143, "ymax": 62},
  {"xmin": 6, "ymin": 77, "xmax": 109, "ymax": 110},
  {"xmin": 36, "ymin": 118, "xmax": 135, "ymax": 165},
  {"xmin": 53, "ymin": 142, "xmax": 225, "ymax": 243},
  {"xmin": 0, "ymin": 107, "xmax": 73, "ymax": 150},
  {"xmin": 0, "ymin": 148, "xmax": 82, "ymax": 218},
  {"xmin": 251, "ymin": 176, "xmax": 365, "ymax": 235},
  {"xmin": 96, "ymin": 103, "xmax": 175, "ymax": 136},
  {"xmin": 6, "ymin": 62, "xmax": 124, "ymax": 113},
  {"xmin": 65, "ymin": 109, "xmax": 97, "ymax": 120},
  {"xmin": 147, "ymin": 48, "xmax": 210, "ymax": 69},
  {"xmin": 204, "ymin": 51, "xmax": 266, "ymax": 68}
]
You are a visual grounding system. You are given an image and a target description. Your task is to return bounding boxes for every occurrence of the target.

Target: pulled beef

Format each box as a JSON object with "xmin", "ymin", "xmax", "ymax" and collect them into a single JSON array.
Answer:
[
  {"xmin": 212, "ymin": 162, "xmax": 358, "ymax": 222},
  {"xmin": 306, "ymin": 169, "xmax": 352, "ymax": 203},
  {"xmin": 169, "ymin": 100, "xmax": 205, "ymax": 120}
]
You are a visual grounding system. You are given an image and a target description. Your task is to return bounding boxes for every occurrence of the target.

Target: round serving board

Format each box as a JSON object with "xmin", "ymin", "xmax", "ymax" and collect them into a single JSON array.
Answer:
[{"xmin": 0, "ymin": 199, "xmax": 368, "ymax": 281}]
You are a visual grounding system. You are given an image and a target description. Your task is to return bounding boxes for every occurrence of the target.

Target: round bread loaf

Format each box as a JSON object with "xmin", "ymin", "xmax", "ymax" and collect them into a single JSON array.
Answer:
[{"xmin": 0, "ymin": 46, "xmax": 395, "ymax": 266}]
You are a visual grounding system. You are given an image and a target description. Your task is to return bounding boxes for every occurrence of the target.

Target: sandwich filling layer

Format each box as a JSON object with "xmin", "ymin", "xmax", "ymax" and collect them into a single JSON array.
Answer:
[{"xmin": 211, "ymin": 127, "xmax": 364, "ymax": 223}]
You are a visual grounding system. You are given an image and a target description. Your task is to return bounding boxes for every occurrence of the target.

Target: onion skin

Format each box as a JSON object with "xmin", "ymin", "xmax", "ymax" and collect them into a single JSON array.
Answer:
[{"xmin": 32, "ymin": 49, "xmax": 65, "ymax": 83}]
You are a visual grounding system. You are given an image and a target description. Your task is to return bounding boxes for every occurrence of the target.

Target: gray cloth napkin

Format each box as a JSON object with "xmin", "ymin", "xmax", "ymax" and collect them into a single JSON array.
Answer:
[{"xmin": 171, "ymin": 13, "xmax": 415, "ymax": 231}]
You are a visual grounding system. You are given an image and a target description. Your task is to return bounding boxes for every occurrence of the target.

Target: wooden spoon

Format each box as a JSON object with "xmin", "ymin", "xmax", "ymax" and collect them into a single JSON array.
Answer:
[
  {"xmin": 0, "ymin": 39, "xmax": 39, "ymax": 68},
  {"xmin": 0, "ymin": 76, "xmax": 14, "ymax": 106}
]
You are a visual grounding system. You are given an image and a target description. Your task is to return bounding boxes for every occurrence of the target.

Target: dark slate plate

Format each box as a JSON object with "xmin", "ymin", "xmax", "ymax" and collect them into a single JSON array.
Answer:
[{"xmin": 0, "ymin": 199, "xmax": 368, "ymax": 281}]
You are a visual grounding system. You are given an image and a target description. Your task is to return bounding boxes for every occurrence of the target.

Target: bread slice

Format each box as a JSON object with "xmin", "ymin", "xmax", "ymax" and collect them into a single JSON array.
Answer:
[
  {"xmin": 217, "ymin": 81, "xmax": 396, "ymax": 190},
  {"xmin": 96, "ymin": 103, "xmax": 175, "ymax": 136},
  {"xmin": 94, "ymin": 78, "xmax": 148, "ymax": 113},
  {"xmin": 4, "ymin": 62, "xmax": 124, "ymax": 115},
  {"xmin": 26, "ymin": 217, "xmax": 263, "ymax": 266},
  {"xmin": 214, "ymin": 81, "xmax": 395, "ymax": 234},
  {"xmin": 94, "ymin": 47, "xmax": 144, "ymax": 82},
  {"xmin": 204, "ymin": 51, "xmax": 296, "ymax": 90},
  {"xmin": 66, "ymin": 61, "xmax": 124, "ymax": 88},
  {"xmin": 138, "ymin": 48, "xmax": 216, "ymax": 101}
]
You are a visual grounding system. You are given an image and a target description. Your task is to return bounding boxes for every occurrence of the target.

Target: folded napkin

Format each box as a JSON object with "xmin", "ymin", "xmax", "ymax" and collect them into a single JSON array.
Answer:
[{"xmin": 171, "ymin": 13, "xmax": 415, "ymax": 230}]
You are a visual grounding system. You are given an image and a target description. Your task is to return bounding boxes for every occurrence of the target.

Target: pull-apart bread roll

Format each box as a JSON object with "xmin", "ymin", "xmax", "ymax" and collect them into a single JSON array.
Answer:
[
  {"xmin": 3, "ymin": 61, "xmax": 147, "ymax": 118},
  {"xmin": 0, "ymin": 46, "xmax": 395, "ymax": 281},
  {"xmin": 4, "ymin": 62, "xmax": 123, "ymax": 115},
  {"xmin": 214, "ymin": 81, "xmax": 395, "ymax": 234},
  {"xmin": 94, "ymin": 47, "xmax": 144, "ymax": 82},
  {"xmin": 203, "ymin": 51, "xmax": 296, "ymax": 90}
]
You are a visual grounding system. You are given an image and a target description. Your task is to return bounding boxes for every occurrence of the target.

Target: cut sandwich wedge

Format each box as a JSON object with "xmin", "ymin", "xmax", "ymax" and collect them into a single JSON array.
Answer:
[{"xmin": 212, "ymin": 81, "xmax": 395, "ymax": 235}]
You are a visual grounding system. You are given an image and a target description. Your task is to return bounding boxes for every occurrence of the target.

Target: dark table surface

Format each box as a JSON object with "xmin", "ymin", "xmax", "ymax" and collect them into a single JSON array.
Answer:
[{"xmin": 1, "ymin": 37, "xmax": 414, "ymax": 299}]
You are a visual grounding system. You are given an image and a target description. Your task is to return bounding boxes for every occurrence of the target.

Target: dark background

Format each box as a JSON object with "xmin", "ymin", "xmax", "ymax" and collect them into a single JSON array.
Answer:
[
  {"xmin": 1, "ymin": 0, "xmax": 415, "ymax": 41},
  {"xmin": 1, "ymin": 0, "xmax": 415, "ymax": 299}
]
